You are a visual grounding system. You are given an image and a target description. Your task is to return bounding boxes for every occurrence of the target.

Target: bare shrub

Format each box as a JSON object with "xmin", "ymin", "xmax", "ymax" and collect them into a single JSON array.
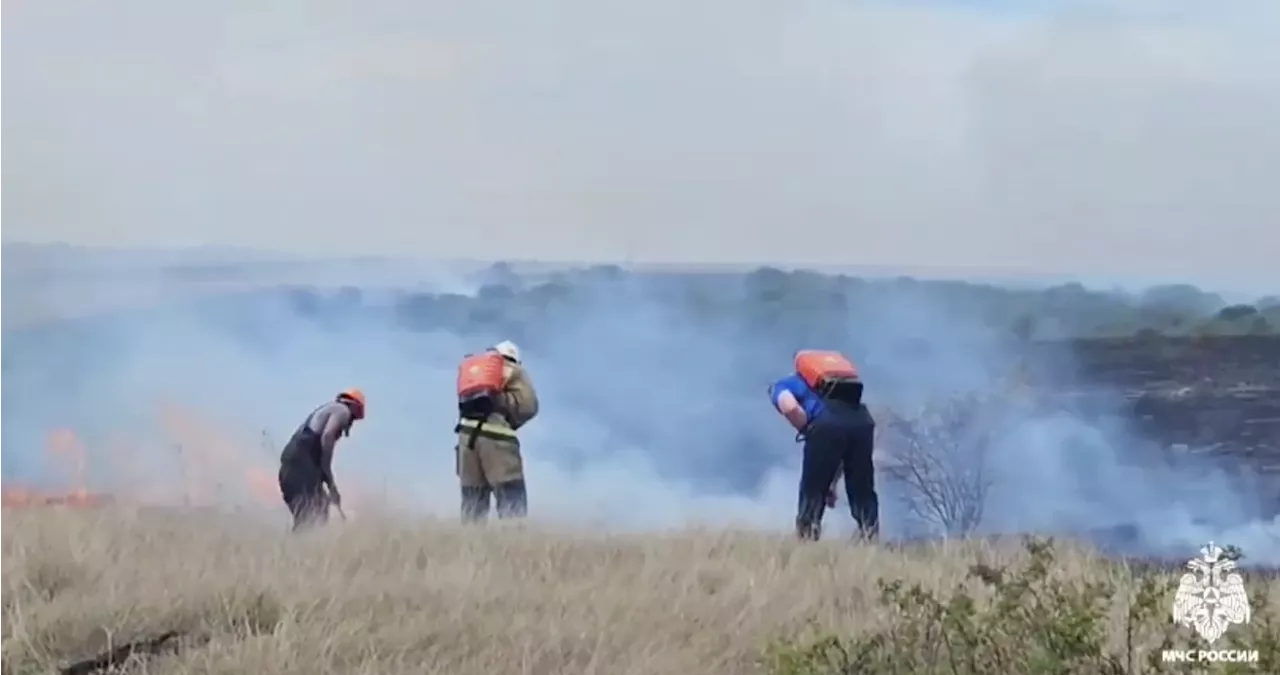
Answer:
[{"xmin": 876, "ymin": 392, "xmax": 1001, "ymax": 536}]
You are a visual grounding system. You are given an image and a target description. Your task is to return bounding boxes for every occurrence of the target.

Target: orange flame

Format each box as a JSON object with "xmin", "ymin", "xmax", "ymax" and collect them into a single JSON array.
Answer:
[
  {"xmin": 157, "ymin": 403, "xmax": 284, "ymax": 507},
  {"xmin": 46, "ymin": 428, "xmax": 88, "ymax": 492},
  {"xmin": 154, "ymin": 403, "xmax": 371, "ymax": 508},
  {"xmin": 1, "ymin": 429, "xmax": 110, "ymax": 510},
  {"xmin": 4, "ymin": 402, "xmax": 375, "ymax": 513}
]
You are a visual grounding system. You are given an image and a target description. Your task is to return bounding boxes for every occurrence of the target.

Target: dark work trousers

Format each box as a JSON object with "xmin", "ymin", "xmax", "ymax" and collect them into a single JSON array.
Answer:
[
  {"xmin": 460, "ymin": 485, "xmax": 492, "ymax": 523},
  {"xmin": 278, "ymin": 430, "xmax": 330, "ymax": 532},
  {"xmin": 460, "ymin": 482, "xmax": 528, "ymax": 523},
  {"xmin": 494, "ymin": 479, "xmax": 528, "ymax": 520},
  {"xmin": 796, "ymin": 403, "xmax": 879, "ymax": 542}
]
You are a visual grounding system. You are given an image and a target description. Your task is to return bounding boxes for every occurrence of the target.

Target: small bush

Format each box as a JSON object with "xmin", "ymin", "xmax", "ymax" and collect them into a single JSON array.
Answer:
[
  {"xmin": 763, "ymin": 538, "xmax": 1280, "ymax": 675},
  {"xmin": 877, "ymin": 392, "xmax": 1006, "ymax": 537}
]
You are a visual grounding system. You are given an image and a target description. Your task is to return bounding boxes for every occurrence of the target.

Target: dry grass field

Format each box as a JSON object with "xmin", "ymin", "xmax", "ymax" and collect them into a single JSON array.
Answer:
[{"xmin": 3, "ymin": 508, "xmax": 1279, "ymax": 675}]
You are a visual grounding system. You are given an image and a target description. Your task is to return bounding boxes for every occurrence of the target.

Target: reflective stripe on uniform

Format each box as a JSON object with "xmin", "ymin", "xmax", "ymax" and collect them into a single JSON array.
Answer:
[{"xmin": 456, "ymin": 417, "xmax": 518, "ymax": 439}]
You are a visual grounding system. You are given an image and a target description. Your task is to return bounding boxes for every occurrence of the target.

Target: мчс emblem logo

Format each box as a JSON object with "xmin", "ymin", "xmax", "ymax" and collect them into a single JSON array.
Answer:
[{"xmin": 1171, "ymin": 541, "xmax": 1252, "ymax": 645}]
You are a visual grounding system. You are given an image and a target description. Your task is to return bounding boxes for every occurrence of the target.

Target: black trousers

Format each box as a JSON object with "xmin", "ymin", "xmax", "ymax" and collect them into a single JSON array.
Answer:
[
  {"xmin": 280, "ymin": 427, "xmax": 332, "ymax": 532},
  {"xmin": 278, "ymin": 432, "xmax": 329, "ymax": 532},
  {"xmin": 796, "ymin": 404, "xmax": 879, "ymax": 541},
  {"xmin": 279, "ymin": 462, "xmax": 329, "ymax": 531}
]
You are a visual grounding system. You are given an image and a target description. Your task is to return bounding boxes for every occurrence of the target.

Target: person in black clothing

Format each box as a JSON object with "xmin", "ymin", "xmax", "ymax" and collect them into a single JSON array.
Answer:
[
  {"xmin": 769, "ymin": 350, "xmax": 879, "ymax": 541},
  {"xmin": 278, "ymin": 389, "xmax": 365, "ymax": 531},
  {"xmin": 794, "ymin": 404, "xmax": 878, "ymax": 541}
]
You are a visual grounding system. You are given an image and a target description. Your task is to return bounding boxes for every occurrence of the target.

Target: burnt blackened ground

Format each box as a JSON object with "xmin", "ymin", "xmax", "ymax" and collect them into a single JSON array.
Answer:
[
  {"xmin": 1050, "ymin": 335, "xmax": 1280, "ymax": 470},
  {"xmin": 1025, "ymin": 335, "xmax": 1280, "ymax": 560}
]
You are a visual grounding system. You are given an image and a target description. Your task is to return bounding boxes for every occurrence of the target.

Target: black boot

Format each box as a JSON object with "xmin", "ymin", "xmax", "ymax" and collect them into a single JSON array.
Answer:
[
  {"xmin": 850, "ymin": 492, "xmax": 880, "ymax": 542},
  {"xmin": 461, "ymin": 486, "xmax": 492, "ymax": 524},
  {"xmin": 854, "ymin": 519, "xmax": 879, "ymax": 542},
  {"xmin": 795, "ymin": 491, "xmax": 827, "ymax": 542},
  {"xmin": 795, "ymin": 515, "xmax": 822, "ymax": 542},
  {"xmin": 494, "ymin": 480, "xmax": 528, "ymax": 519}
]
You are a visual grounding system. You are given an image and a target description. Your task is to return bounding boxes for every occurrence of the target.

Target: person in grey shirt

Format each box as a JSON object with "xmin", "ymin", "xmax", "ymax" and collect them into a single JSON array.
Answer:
[{"xmin": 277, "ymin": 389, "xmax": 365, "ymax": 531}]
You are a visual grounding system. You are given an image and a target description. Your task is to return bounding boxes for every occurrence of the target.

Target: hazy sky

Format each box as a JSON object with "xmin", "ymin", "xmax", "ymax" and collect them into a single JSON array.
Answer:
[{"xmin": 3, "ymin": 1, "xmax": 1278, "ymax": 287}]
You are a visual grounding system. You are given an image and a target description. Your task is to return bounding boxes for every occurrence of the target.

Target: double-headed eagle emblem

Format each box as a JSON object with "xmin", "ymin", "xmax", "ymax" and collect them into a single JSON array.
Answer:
[{"xmin": 1171, "ymin": 542, "xmax": 1252, "ymax": 645}]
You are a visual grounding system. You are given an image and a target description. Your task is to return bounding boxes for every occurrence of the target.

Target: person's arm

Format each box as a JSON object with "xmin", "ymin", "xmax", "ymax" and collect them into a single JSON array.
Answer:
[
  {"xmin": 317, "ymin": 407, "xmax": 351, "ymax": 498},
  {"xmin": 772, "ymin": 388, "xmax": 809, "ymax": 432},
  {"xmin": 500, "ymin": 364, "xmax": 540, "ymax": 430}
]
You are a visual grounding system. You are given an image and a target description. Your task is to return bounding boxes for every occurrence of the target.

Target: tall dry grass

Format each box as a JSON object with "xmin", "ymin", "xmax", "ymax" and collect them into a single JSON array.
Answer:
[{"xmin": 3, "ymin": 508, "xmax": 1277, "ymax": 675}]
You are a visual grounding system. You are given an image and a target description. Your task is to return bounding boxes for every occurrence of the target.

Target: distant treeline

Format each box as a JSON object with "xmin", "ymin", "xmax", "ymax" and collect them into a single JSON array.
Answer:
[
  {"xmin": 8, "ymin": 261, "xmax": 1276, "ymax": 345},
  {"xmin": 279, "ymin": 263, "xmax": 1280, "ymax": 342}
]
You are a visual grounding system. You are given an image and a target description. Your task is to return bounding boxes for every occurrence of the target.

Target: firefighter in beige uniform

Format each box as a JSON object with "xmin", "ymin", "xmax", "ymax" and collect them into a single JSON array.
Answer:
[{"xmin": 454, "ymin": 340, "xmax": 539, "ymax": 522}]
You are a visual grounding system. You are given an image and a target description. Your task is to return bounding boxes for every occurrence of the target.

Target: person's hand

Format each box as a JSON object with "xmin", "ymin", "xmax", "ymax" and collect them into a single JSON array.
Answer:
[
  {"xmin": 825, "ymin": 489, "xmax": 838, "ymax": 508},
  {"xmin": 328, "ymin": 488, "xmax": 343, "ymax": 508}
]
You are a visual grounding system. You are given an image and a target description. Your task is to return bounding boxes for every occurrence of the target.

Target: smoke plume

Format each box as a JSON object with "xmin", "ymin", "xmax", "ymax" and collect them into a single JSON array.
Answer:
[{"xmin": 2, "ymin": 257, "xmax": 1276, "ymax": 562}]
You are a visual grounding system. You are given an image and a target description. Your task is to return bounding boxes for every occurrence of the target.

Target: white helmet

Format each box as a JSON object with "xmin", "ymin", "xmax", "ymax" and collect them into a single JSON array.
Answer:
[{"xmin": 491, "ymin": 340, "xmax": 521, "ymax": 364}]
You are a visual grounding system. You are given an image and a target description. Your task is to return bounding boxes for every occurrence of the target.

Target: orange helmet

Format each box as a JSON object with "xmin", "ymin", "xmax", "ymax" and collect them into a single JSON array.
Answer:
[{"xmin": 338, "ymin": 388, "xmax": 366, "ymax": 419}]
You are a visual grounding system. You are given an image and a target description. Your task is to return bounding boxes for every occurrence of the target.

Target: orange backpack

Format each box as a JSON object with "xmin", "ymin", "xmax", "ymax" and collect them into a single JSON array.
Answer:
[
  {"xmin": 794, "ymin": 350, "xmax": 864, "ymax": 405},
  {"xmin": 457, "ymin": 352, "xmax": 507, "ymax": 419}
]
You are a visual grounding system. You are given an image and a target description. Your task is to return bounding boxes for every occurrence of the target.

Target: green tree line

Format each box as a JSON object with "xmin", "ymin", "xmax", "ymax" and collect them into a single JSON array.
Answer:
[{"xmin": 372, "ymin": 264, "xmax": 1280, "ymax": 341}]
